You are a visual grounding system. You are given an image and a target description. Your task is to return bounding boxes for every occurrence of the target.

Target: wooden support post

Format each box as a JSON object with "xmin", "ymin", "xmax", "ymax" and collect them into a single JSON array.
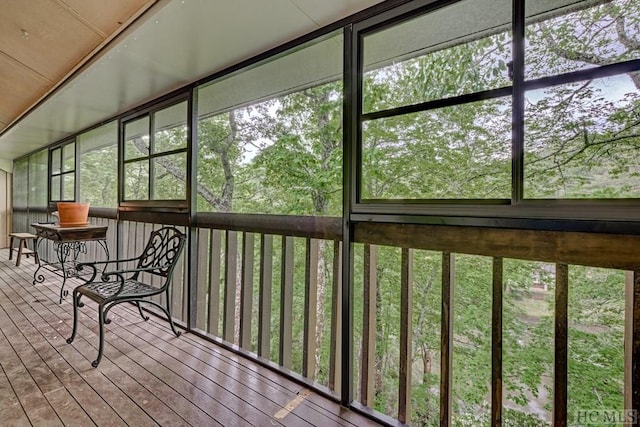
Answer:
[
  {"xmin": 625, "ymin": 271, "xmax": 632, "ymax": 414},
  {"xmin": 223, "ymin": 230, "xmax": 238, "ymax": 343},
  {"xmin": 279, "ymin": 236, "xmax": 294, "ymax": 369},
  {"xmin": 631, "ymin": 271, "xmax": 640, "ymax": 420},
  {"xmin": 329, "ymin": 241, "xmax": 342, "ymax": 393},
  {"xmin": 239, "ymin": 232, "xmax": 255, "ymax": 350},
  {"xmin": 208, "ymin": 229, "xmax": 222, "ymax": 336},
  {"xmin": 398, "ymin": 248, "xmax": 413, "ymax": 424},
  {"xmin": 492, "ymin": 257, "xmax": 503, "ymax": 427},
  {"xmin": 554, "ymin": 263, "xmax": 568, "ymax": 427},
  {"xmin": 361, "ymin": 244, "xmax": 377, "ymax": 406},
  {"xmin": 258, "ymin": 234, "xmax": 273, "ymax": 358},
  {"xmin": 440, "ymin": 252, "xmax": 454, "ymax": 427},
  {"xmin": 303, "ymin": 238, "xmax": 319, "ymax": 378},
  {"xmin": 195, "ymin": 228, "xmax": 209, "ymax": 330}
]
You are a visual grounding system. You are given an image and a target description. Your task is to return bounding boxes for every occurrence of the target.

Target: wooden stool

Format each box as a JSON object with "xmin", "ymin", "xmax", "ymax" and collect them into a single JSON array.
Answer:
[{"xmin": 8, "ymin": 233, "xmax": 38, "ymax": 267}]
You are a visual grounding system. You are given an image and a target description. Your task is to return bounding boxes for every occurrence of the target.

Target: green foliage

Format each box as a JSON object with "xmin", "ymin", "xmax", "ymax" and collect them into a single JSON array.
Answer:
[
  {"xmin": 524, "ymin": 0, "xmax": 640, "ymax": 198},
  {"xmin": 253, "ymin": 83, "xmax": 343, "ymax": 215},
  {"xmin": 79, "ymin": 145, "xmax": 118, "ymax": 207}
]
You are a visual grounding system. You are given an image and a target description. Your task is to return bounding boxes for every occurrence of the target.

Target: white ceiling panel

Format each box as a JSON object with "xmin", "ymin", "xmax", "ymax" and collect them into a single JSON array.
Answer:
[
  {"xmin": 290, "ymin": 0, "xmax": 383, "ymax": 24},
  {"xmin": 0, "ymin": 0, "xmax": 384, "ymax": 160}
]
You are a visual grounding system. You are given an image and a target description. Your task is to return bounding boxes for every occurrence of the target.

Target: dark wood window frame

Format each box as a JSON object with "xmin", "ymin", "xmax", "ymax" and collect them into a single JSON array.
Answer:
[
  {"xmin": 49, "ymin": 139, "xmax": 77, "ymax": 204},
  {"xmin": 119, "ymin": 94, "xmax": 191, "ymax": 211},
  {"xmin": 349, "ymin": 0, "xmax": 640, "ymax": 224}
]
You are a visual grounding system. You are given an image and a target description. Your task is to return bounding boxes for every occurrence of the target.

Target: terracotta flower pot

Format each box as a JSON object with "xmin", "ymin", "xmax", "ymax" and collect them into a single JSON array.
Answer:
[{"xmin": 57, "ymin": 202, "xmax": 90, "ymax": 227}]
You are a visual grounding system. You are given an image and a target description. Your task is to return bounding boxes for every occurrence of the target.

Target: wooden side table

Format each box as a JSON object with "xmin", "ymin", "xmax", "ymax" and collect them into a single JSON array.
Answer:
[{"xmin": 8, "ymin": 232, "xmax": 38, "ymax": 267}]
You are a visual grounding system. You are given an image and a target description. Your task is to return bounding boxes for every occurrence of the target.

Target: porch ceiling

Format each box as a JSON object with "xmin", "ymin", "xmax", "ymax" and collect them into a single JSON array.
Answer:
[
  {"xmin": 0, "ymin": 0, "xmax": 158, "ymax": 157},
  {"xmin": 0, "ymin": 0, "xmax": 385, "ymax": 162}
]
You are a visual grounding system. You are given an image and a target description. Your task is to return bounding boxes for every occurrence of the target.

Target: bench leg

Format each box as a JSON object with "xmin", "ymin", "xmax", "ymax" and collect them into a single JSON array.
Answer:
[
  {"xmin": 93, "ymin": 302, "xmax": 107, "ymax": 368},
  {"xmin": 136, "ymin": 302, "xmax": 150, "ymax": 321},
  {"xmin": 8, "ymin": 236, "xmax": 14, "ymax": 260},
  {"xmin": 66, "ymin": 291, "xmax": 82, "ymax": 345},
  {"xmin": 164, "ymin": 289, "xmax": 181, "ymax": 338},
  {"xmin": 16, "ymin": 239, "xmax": 25, "ymax": 267}
]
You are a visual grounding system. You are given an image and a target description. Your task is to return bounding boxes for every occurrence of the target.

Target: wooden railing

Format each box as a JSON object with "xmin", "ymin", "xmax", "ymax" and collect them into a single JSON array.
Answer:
[
  {"xmin": 192, "ymin": 213, "xmax": 344, "ymax": 394},
  {"xmin": 355, "ymin": 222, "xmax": 640, "ymax": 426},
  {"xmin": 10, "ymin": 209, "xmax": 639, "ymax": 426}
]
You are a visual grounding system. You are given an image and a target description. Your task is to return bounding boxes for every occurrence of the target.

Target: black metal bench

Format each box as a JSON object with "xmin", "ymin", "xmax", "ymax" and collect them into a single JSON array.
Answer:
[{"xmin": 66, "ymin": 226, "xmax": 186, "ymax": 367}]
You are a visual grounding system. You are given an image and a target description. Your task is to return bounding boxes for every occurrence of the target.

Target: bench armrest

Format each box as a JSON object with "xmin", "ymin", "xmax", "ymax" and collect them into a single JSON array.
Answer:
[
  {"xmin": 100, "ymin": 264, "xmax": 172, "ymax": 280},
  {"xmin": 77, "ymin": 257, "xmax": 141, "ymax": 282}
]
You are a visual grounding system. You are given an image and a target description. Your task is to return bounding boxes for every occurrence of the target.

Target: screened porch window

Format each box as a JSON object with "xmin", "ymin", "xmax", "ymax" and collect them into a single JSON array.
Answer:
[
  {"xmin": 50, "ymin": 141, "xmax": 76, "ymax": 202},
  {"xmin": 359, "ymin": 0, "xmax": 513, "ymax": 201},
  {"xmin": 78, "ymin": 121, "xmax": 118, "ymax": 207},
  {"xmin": 122, "ymin": 100, "xmax": 188, "ymax": 202},
  {"xmin": 196, "ymin": 32, "xmax": 344, "ymax": 215}
]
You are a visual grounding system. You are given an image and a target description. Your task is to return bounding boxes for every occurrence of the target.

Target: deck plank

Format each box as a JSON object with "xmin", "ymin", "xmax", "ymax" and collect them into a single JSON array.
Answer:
[
  {"xmin": 0, "ymin": 268, "xmax": 169, "ymax": 426},
  {"xmin": 9, "ymin": 277, "xmax": 223, "ymax": 426},
  {"xmin": 115, "ymin": 308, "xmax": 375, "ymax": 427},
  {"xmin": 120, "ymin": 309, "xmax": 378, "ymax": 426},
  {"xmin": 0, "ymin": 404, "xmax": 31, "ymax": 427},
  {"xmin": 0, "ymin": 251, "xmax": 380, "ymax": 427}
]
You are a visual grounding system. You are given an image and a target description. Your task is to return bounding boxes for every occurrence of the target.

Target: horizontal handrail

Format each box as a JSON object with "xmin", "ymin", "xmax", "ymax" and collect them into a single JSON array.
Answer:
[
  {"xmin": 84, "ymin": 211, "xmax": 640, "ymax": 270},
  {"xmin": 355, "ymin": 222, "xmax": 640, "ymax": 270},
  {"xmin": 194, "ymin": 212, "xmax": 342, "ymax": 240},
  {"xmin": 12, "ymin": 206, "xmax": 117, "ymax": 220}
]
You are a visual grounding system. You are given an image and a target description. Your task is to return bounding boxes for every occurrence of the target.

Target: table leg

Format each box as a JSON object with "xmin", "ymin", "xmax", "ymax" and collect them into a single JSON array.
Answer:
[
  {"xmin": 97, "ymin": 239, "xmax": 110, "ymax": 266},
  {"xmin": 55, "ymin": 241, "xmax": 71, "ymax": 304},
  {"xmin": 33, "ymin": 236, "xmax": 45, "ymax": 285}
]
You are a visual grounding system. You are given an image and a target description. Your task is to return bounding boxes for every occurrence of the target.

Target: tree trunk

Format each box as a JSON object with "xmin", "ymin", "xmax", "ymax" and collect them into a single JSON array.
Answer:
[
  {"xmin": 309, "ymin": 88, "xmax": 336, "ymax": 380},
  {"xmin": 218, "ymin": 110, "xmax": 237, "ymax": 212}
]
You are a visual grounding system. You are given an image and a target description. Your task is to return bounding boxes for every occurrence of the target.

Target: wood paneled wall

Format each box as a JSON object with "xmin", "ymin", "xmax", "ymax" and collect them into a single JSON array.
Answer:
[{"xmin": 0, "ymin": 170, "xmax": 10, "ymax": 248}]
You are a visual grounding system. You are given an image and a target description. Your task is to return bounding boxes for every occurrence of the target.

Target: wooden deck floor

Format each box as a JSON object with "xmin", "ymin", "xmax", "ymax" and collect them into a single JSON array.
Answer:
[{"xmin": 0, "ymin": 250, "xmax": 380, "ymax": 426}]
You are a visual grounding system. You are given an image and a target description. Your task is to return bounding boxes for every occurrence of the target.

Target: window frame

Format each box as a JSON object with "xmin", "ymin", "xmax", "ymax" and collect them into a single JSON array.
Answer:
[
  {"xmin": 77, "ymin": 120, "xmax": 119, "ymax": 209},
  {"xmin": 349, "ymin": 0, "xmax": 640, "ymax": 221},
  {"xmin": 119, "ymin": 93, "xmax": 191, "ymax": 209},
  {"xmin": 49, "ymin": 138, "xmax": 77, "ymax": 204}
]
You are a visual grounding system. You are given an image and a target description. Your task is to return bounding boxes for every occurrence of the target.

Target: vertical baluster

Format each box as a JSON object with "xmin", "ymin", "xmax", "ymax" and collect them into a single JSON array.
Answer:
[
  {"xmin": 149, "ymin": 224, "xmax": 161, "ymax": 305},
  {"xmin": 279, "ymin": 236, "xmax": 294, "ymax": 368},
  {"xmin": 631, "ymin": 271, "xmax": 640, "ymax": 419},
  {"xmin": 195, "ymin": 228, "xmax": 209, "ymax": 330},
  {"xmin": 303, "ymin": 238, "xmax": 319, "ymax": 378},
  {"xmin": 239, "ymin": 232, "xmax": 255, "ymax": 350},
  {"xmin": 329, "ymin": 240, "xmax": 342, "ymax": 393},
  {"xmin": 361, "ymin": 244, "xmax": 377, "ymax": 405},
  {"xmin": 110, "ymin": 218, "xmax": 117, "ymax": 260},
  {"xmin": 223, "ymin": 230, "xmax": 238, "ymax": 343},
  {"xmin": 492, "ymin": 257, "xmax": 503, "ymax": 426},
  {"xmin": 182, "ymin": 227, "xmax": 189, "ymax": 323},
  {"xmin": 398, "ymin": 248, "xmax": 413, "ymax": 424},
  {"xmin": 119, "ymin": 221, "xmax": 129, "ymax": 267},
  {"xmin": 208, "ymin": 229, "xmax": 222, "ymax": 336},
  {"xmin": 154, "ymin": 224, "xmax": 165, "ymax": 308},
  {"xmin": 258, "ymin": 234, "xmax": 273, "ymax": 358},
  {"xmin": 128, "ymin": 221, "xmax": 137, "ymax": 260},
  {"xmin": 554, "ymin": 263, "xmax": 568, "ymax": 427},
  {"xmin": 170, "ymin": 224, "xmax": 189, "ymax": 320},
  {"xmin": 440, "ymin": 252, "xmax": 454, "ymax": 426}
]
